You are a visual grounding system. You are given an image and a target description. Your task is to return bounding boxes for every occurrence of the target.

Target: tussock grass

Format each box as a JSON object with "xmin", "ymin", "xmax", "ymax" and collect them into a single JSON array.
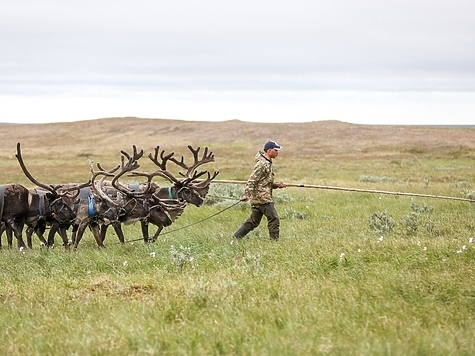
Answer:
[
  {"xmin": 1, "ymin": 188, "xmax": 474, "ymax": 354},
  {"xmin": 1, "ymin": 119, "xmax": 475, "ymax": 354}
]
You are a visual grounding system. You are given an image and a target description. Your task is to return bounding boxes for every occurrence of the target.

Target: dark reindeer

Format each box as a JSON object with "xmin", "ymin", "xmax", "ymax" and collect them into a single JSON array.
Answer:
[
  {"xmin": 0, "ymin": 143, "xmax": 80, "ymax": 250},
  {"xmin": 70, "ymin": 160, "xmax": 123, "ymax": 248},
  {"xmin": 100, "ymin": 183, "xmax": 186, "ymax": 244},
  {"xmin": 98, "ymin": 146, "xmax": 186, "ymax": 245},
  {"xmin": 0, "ymin": 183, "xmax": 31, "ymax": 249},
  {"xmin": 167, "ymin": 145, "xmax": 219, "ymax": 200},
  {"xmin": 127, "ymin": 145, "xmax": 219, "ymax": 241},
  {"xmin": 145, "ymin": 145, "xmax": 218, "ymax": 204}
]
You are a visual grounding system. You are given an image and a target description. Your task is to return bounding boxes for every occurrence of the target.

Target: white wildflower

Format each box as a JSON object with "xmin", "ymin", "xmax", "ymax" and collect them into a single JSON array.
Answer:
[
  {"xmin": 150, "ymin": 252, "xmax": 156, "ymax": 257},
  {"xmin": 422, "ymin": 247, "xmax": 427, "ymax": 251},
  {"xmin": 339, "ymin": 253, "xmax": 345, "ymax": 260},
  {"xmin": 469, "ymin": 237, "xmax": 473, "ymax": 243},
  {"xmin": 123, "ymin": 261, "xmax": 128, "ymax": 267},
  {"xmin": 378, "ymin": 236, "xmax": 384, "ymax": 242},
  {"xmin": 462, "ymin": 245, "xmax": 467, "ymax": 250}
]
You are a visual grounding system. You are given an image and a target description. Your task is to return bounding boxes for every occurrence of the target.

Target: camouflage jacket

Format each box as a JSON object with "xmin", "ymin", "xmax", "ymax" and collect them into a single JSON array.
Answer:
[{"xmin": 244, "ymin": 151, "xmax": 279, "ymax": 206}]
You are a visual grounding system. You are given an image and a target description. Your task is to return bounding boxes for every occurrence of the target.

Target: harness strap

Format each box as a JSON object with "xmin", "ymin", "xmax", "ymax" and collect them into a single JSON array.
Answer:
[
  {"xmin": 168, "ymin": 187, "xmax": 175, "ymax": 199},
  {"xmin": 88, "ymin": 195, "xmax": 95, "ymax": 216},
  {"xmin": 39, "ymin": 193, "xmax": 44, "ymax": 219},
  {"xmin": 35, "ymin": 189, "xmax": 47, "ymax": 220},
  {"xmin": 143, "ymin": 199, "xmax": 150, "ymax": 218}
]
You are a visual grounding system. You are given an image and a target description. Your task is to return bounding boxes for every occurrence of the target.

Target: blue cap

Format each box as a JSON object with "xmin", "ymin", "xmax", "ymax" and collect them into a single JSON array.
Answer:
[{"xmin": 263, "ymin": 140, "xmax": 282, "ymax": 151}]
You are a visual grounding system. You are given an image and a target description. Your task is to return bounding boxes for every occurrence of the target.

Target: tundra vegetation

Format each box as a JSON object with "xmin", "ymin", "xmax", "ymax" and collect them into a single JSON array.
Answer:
[{"xmin": 0, "ymin": 118, "xmax": 474, "ymax": 355}]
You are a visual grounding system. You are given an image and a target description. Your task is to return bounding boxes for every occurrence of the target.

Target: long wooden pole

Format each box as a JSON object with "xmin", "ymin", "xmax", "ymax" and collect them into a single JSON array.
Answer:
[{"xmin": 204, "ymin": 179, "xmax": 475, "ymax": 203}]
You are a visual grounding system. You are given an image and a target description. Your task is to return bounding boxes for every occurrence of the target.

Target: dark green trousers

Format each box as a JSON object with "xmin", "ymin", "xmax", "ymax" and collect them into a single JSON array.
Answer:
[{"xmin": 233, "ymin": 202, "xmax": 280, "ymax": 240}]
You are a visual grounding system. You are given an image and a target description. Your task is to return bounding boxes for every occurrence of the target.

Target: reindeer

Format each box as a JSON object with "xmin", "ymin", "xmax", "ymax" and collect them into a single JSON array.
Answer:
[
  {"xmin": 0, "ymin": 183, "xmax": 31, "ymax": 249},
  {"xmin": 126, "ymin": 145, "xmax": 219, "ymax": 241},
  {"xmin": 69, "ymin": 160, "xmax": 123, "ymax": 248},
  {"xmin": 22, "ymin": 187, "xmax": 78, "ymax": 248},
  {"xmin": 100, "ymin": 183, "xmax": 186, "ymax": 245},
  {"xmin": 3, "ymin": 143, "xmax": 82, "ymax": 250},
  {"xmin": 167, "ymin": 145, "xmax": 219, "ymax": 199},
  {"xmin": 98, "ymin": 146, "xmax": 186, "ymax": 245}
]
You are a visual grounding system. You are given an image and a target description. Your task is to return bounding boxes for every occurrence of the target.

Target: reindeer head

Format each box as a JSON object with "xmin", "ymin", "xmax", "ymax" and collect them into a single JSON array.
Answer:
[{"xmin": 141, "ymin": 145, "xmax": 219, "ymax": 205}]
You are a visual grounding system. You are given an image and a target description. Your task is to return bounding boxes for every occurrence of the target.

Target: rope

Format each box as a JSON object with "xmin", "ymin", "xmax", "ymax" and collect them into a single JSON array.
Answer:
[
  {"xmin": 206, "ymin": 194, "xmax": 242, "ymax": 201},
  {"xmin": 114, "ymin": 199, "xmax": 242, "ymax": 245},
  {"xmin": 204, "ymin": 179, "xmax": 475, "ymax": 203}
]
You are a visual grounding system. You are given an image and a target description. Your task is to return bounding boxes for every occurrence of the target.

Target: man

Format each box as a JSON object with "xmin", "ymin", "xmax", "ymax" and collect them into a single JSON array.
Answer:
[{"xmin": 233, "ymin": 140, "xmax": 286, "ymax": 241}]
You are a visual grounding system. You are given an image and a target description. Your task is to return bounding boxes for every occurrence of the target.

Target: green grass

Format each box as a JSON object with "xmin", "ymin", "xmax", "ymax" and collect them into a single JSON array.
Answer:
[
  {"xmin": 1, "ymin": 119, "xmax": 475, "ymax": 354},
  {"xmin": 1, "ymin": 184, "xmax": 475, "ymax": 355}
]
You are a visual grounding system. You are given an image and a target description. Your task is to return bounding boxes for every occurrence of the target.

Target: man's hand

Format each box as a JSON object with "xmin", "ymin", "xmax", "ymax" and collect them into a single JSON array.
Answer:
[
  {"xmin": 276, "ymin": 182, "xmax": 286, "ymax": 188},
  {"xmin": 240, "ymin": 195, "xmax": 249, "ymax": 202}
]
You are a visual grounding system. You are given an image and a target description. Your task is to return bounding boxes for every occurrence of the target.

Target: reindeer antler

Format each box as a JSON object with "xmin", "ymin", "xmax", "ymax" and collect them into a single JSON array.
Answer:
[
  {"xmin": 146, "ymin": 145, "xmax": 218, "ymax": 193},
  {"xmin": 15, "ymin": 142, "xmax": 90, "ymax": 197},
  {"xmin": 15, "ymin": 143, "xmax": 56, "ymax": 192},
  {"xmin": 148, "ymin": 146, "xmax": 175, "ymax": 171},
  {"xmin": 150, "ymin": 195, "xmax": 187, "ymax": 222},
  {"xmin": 169, "ymin": 145, "xmax": 215, "ymax": 178},
  {"xmin": 88, "ymin": 160, "xmax": 120, "ymax": 207},
  {"xmin": 110, "ymin": 146, "xmax": 146, "ymax": 195},
  {"xmin": 189, "ymin": 171, "xmax": 220, "ymax": 189},
  {"xmin": 146, "ymin": 146, "xmax": 186, "ymax": 185},
  {"xmin": 128, "ymin": 170, "xmax": 176, "ymax": 185}
]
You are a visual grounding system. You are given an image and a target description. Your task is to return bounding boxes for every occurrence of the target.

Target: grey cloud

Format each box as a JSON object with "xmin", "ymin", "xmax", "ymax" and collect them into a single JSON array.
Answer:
[{"xmin": 1, "ymin": 0, "xmax": 475, "ymax": 94}]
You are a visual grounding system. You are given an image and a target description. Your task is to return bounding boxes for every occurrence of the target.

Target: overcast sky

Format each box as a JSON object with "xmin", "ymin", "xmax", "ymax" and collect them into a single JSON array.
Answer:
[{"xmin": 1, "ymin": 0, "xmax": 475, "ymax": 125}]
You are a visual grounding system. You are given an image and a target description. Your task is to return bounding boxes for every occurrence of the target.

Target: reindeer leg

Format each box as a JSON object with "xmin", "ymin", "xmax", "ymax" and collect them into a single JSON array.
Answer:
[
  {"xmin": 47, "ymin": 223, "xmax": 69, "ymax": 248},
  {"xmin": 100, "ymin": 224, "xmax": 108, "ymax": 242},
  {"xmin": 73, "ymin": 223, "xmax": 87, "ymax": 248},
  {"xmin": 89, "ymin": 223, "xmax": 105, "ymax": 248},
  {"xmin": 6, "ymin": 227, "xmax": 13, "ymax": 249},
  {"xmin": 35, "ymin": 232, "xmax": 48, "ymax": 248},
  {"xmin": 32, "ymin": 221, "xmax": 48, "ymax": 248},
  {"xmin": 47, "ymin": 223, "xmax": 58, "ymax": 247},
  {"xmin": 25, "ymin": 226, "xmax": 35, "ymax": 249},
  {"xmin": 59, "ymin": 225, "xmax": 71, "ymax": 249},
  {"xmin": 140, "ymin": 220, "xmax": 151, "ymax": 243},
  {"xmin": 112, "ymin": 222, "xmax": 125, "ymax": 244},
  {"xmin": 150, "ymin": 224, "xmax": 164, "ymax": 243},
  {"xmin": 70, "ymin": 224, "xmax": 78, "ymax": 246},
  {"xmin": 7, "ymin": 219, "xmax": 27, "ymax": 250}
]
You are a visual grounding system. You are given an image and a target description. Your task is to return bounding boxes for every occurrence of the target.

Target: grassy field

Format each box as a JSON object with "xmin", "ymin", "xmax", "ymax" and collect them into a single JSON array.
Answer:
[{"xmin": 0, "ymin": 118, "xmax": 474, "ymax": 355}]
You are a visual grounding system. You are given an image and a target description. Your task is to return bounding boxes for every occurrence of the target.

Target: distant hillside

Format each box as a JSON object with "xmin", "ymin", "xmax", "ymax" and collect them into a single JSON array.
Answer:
[
  {"xmin": 0, "ymin": 117, "xmax": 474, "ymax": 185},
  {"xmin": 1, "ymin": 118, "xmax": 474, "ymax": 156}
]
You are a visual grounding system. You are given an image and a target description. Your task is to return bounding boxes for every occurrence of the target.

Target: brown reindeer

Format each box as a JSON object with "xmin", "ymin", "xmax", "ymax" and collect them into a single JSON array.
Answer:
[
  {"xmin": 4, "ymin": 143, "xmax": 81, "ymax": 250},
  {"xmin": 1, "ymin": 144, "xmax": 80, "ymax": 250},
  {"xmin": 70, "ymin": 160, "xmax": 123, "ymax": 248},
  {"xmin": 0, "ymin": 184, "xmax": 31, "ymax": 249},
  {"xmin": 99, "ymin": 146, "xmax": 186, "ymax": 245},
  {"xmin": 126, "ymin": 145, "xmax": 219, "ymax": 241}
]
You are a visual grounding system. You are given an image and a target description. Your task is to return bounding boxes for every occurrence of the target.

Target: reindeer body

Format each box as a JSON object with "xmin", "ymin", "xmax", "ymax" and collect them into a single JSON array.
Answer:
[
  {"xmin": 100, "ymin": 181, "xmax": 185, "ymax": 244},
  {"xmin": 0, "ymin": 184, "xmax": 30, "ymax": 249}
]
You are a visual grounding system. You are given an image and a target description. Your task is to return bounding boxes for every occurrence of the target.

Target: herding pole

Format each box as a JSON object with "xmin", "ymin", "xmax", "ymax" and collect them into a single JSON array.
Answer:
[{"xmin": 205, "ymin": 179, "xmax": 475, "ymax": 203}]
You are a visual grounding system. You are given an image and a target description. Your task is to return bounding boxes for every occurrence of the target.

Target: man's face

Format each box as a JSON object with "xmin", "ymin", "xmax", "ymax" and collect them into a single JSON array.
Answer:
[{"xmin": 267, "ymin": 148, "xmax": 280, "ymax": 159}]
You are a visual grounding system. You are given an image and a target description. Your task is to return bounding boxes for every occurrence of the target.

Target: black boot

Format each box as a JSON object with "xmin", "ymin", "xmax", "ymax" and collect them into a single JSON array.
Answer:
[{"xmin": 233, "ymin": 226, "xmax": 248, "ymax": 239}]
